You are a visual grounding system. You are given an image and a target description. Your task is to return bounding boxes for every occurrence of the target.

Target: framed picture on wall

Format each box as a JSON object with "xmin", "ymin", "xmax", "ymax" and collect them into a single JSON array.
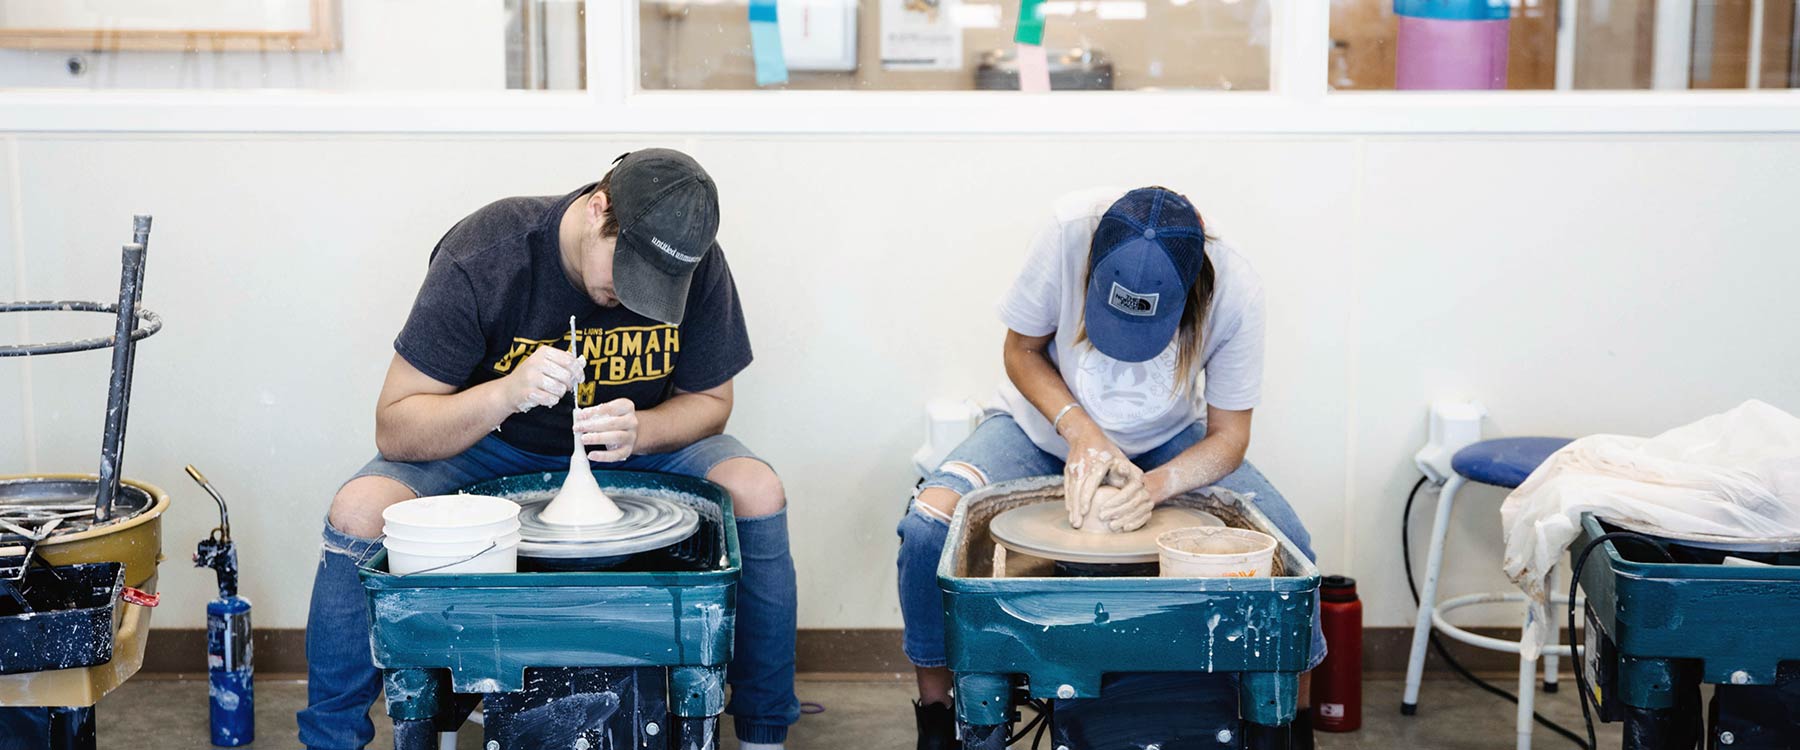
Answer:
[{"xmin": 0, "ymin": 0, "xmax": 340, "ymax": 52}]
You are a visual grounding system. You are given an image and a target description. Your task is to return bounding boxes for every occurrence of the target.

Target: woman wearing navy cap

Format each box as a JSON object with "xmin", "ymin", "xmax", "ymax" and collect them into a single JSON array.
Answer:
[{"xmin": 896, "ymin": 186, "xmax": 1324, "ymax": 749}]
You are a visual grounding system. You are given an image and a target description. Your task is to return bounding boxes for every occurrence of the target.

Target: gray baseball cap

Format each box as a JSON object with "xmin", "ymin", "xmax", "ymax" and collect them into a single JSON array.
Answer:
[{"xmin": 609, "ymin": 149, "xmax": 720, "ymax": 325}]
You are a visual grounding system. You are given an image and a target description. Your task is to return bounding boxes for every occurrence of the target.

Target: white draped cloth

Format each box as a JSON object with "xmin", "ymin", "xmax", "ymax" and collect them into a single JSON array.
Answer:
[{"xmin": 1502, "ymin": 400, "xmax": 1800, "ymax": 658}]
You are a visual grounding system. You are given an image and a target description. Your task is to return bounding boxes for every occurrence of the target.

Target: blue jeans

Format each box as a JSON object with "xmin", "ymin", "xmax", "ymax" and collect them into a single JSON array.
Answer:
[
  {"xmin": 299, "ymin": 433, "xmax": 799, "ymax": 749},
  {"xmin": 895, "ymin": 415, "xmax": 1326, "ymax": 670}
]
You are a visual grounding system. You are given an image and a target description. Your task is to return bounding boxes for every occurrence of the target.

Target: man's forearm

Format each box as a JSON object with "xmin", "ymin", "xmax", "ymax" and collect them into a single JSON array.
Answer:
[
  {"xmin": 636, "ymin": 391, "xmax": 731, "ymax": 454},
  {"xmin": 376, "ymin": 379, "xmax": 515, "ymax": 462}
]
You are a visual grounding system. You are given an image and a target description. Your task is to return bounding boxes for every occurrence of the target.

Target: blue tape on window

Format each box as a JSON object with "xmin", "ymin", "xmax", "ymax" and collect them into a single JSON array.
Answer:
[
  {"xmin": 1393, "ymin": 0, "xmax": 1511, "ymax": 21},
  {"xmin": 749, "ymin": 0, "xmax": 788, "ymax": 87},
  {"xmin": 748, "ymin": 0, "xmax": 780, "ymax": 24}
]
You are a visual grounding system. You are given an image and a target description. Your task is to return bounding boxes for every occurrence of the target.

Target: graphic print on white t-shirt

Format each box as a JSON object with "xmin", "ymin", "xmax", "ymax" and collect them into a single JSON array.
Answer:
[{"xmin": 1074, "ymin": 341, "xmax": 1185, "ymax": 429}]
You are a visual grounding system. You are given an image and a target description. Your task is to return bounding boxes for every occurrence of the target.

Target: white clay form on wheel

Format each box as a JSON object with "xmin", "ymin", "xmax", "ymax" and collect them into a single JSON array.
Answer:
[{"xmin": 539, "ymin": 438, "xmax": 624, "ymax": 526}]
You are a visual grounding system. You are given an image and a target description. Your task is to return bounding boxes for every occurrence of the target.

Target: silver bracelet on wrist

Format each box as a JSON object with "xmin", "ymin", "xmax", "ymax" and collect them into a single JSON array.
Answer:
[{"xmin": 1051, "ymin": 403, "xmax": 1081, "ymax": 434}]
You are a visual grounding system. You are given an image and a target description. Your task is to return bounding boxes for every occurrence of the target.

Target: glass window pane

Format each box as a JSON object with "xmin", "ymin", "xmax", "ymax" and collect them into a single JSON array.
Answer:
[
  {"xmin": 641, "ymin": 0, "xmax": 1271, "ymax": 92},
  {"xmin": 0, "ymin": 0, "xmax": 586, "ymax": 90},
  {"xmin": 1328, "ymin": 0, "xmax": 1799, "ymax": 90}
]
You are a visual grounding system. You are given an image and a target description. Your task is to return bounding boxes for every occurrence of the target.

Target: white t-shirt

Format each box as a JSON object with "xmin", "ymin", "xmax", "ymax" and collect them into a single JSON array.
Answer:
[{"xmin": 993, "ymin": 187, "xmax": 1266, "ymax": 458}]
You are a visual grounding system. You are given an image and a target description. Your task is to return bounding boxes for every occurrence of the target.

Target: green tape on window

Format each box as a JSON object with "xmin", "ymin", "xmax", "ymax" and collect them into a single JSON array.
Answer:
[{"xmin": 1015, "ymin": 0, "xmax": 1046, "ymax": 46}]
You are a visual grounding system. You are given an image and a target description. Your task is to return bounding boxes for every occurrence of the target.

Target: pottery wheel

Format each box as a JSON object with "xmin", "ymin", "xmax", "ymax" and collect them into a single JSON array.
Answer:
[
  {"xmin": 988, "ymin": 502, "xmax": 1225, "ymax": 565},
  {"xmin": 1605, "ymin": 516, "xmax": 1800, "ymax": 554},
  {"xmin": 515, "ymin": 493, "xmax": 699, "ymax": 559}
]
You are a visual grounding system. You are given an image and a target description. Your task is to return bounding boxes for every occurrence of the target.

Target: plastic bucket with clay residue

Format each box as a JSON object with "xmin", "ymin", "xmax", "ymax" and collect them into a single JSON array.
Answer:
[
  {"xmin": 1157, "ymin": 527, "xmax": 1277, "ymax": 578},
  {"xmin": 382, "ymin": 495, "xmax": 522, "ymax": 575},
  {"xmin": 385, "ymin": 531, "xmax": 521, "ymax": 575}
]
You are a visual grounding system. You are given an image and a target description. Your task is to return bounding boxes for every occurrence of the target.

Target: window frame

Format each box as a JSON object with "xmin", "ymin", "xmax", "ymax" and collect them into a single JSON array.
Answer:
[{"xmin": 0, "ymin": 0, "xmax": 1795, "ymax": 135}]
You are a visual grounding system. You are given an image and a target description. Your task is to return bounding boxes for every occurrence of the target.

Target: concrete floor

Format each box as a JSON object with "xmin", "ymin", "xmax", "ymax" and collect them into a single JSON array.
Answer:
[{"xmin": 91, "ymin": 673, "xmax": 1621, "ymax": 749}]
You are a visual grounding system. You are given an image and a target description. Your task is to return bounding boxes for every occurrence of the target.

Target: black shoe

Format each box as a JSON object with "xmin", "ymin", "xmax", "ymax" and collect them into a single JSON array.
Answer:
[
  {"xmin": 1293, "ymin": 710, "xmax": 1315, "ymax": 750},
  {"xmin": 915, "ymin": 700, "xmax": 963, "ymax": 750}
]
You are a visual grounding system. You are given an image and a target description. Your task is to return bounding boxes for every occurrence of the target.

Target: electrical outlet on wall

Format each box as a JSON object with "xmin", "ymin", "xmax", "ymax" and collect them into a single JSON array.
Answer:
[{"xmin": 1414, "ymin": 400, "xmax": 1487, "ymax": 484}]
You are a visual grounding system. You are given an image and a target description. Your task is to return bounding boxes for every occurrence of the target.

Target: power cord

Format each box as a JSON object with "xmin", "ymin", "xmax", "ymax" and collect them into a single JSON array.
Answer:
[
  {"xmin": 1004, "ymin": 698, "xmax": 1052, "ymax": 747},
  {"xmin": 1401, "ymin": 476, "xmax": 1590, "ymax": 748},
  {"xmin": 1566, "ymin": 531, "xmax": 1674, "ymax": 749}
]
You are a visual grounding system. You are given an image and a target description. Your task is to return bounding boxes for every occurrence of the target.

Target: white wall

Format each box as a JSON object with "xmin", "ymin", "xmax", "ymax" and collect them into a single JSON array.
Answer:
[{"xmin": 3, "ymin": 131, "xmax": 1797, "ymax": 632}]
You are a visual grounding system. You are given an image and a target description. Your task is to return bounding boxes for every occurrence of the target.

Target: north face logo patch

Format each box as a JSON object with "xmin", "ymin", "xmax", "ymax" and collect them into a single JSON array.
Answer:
[{"xmin": 1108, "ymin": 282, "xmax": 1159, "ymax": 317}]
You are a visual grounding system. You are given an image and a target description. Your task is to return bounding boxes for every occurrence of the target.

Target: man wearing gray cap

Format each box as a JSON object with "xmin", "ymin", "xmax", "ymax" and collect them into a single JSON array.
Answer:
[{"xmin": 299, "ymin": 149, "xmax": 799, "ymax": 750}]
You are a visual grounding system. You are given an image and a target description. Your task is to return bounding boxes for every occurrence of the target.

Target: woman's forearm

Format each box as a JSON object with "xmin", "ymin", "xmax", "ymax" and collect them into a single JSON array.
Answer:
[
  {"xmin": 1144, "ymin": 435, "xmax": 1245, "ymax": 502},
  {"xmin": 1144, "ymin": 407, "xmax": 1253, "ymax": 503},
  {"xmin": 1002, "ymin": 330, "xmax": 1101, "ymax": 441}
]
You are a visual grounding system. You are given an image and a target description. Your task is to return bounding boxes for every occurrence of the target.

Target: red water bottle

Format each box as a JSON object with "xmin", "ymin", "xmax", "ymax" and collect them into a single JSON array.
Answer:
[{"xmin": 1311, "ymin": 575, "xmax": 1363, "ymax": 732}]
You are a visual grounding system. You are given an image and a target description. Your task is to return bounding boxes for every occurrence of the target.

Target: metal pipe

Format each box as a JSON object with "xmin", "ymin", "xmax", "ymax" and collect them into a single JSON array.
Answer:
[
  {"xmin": 0, "ymin": 301, "xmax": 161, "ymax": 357},
  {"xmin": 1653, "ymin": 0, "xmax": 1696, "ymax": 89},
  {"xmin": 112, "ymin": 216, "xmax": 152, "ymax": 507},
  {"xmin": 1748, "ymin": 0, "xmax": 1766, "ymax": 88},
  {"xmin": 1557, "ymin": 0, "xmax": 1581, "ymax": 90},
  {"xmin": 1791, "ymin": 0, "xmax": 1800, "ymax": 85},
  {"xmin": 94, "ymin": 217, "xmax": 151, "ymax": 522},
  {"xmin": 535, "ymin": 0, "xmax": 551, "ymax": 90}
]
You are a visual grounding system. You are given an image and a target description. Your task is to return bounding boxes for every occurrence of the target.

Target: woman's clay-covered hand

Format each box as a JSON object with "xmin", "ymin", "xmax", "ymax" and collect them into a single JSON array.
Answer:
[
  {"xmin": 1095, "ymin": 475, "xmax": 1153, "ymax": 532},
  {"xmin": 1064, "ymin": 432, "xmax": 1137, "ymax": 530}
]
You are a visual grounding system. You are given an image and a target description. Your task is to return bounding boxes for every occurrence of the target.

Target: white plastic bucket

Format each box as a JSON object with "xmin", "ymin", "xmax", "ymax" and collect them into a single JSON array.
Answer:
[
  {"xmin": 382, "ymin": 495, "xmax": 521, "ymax": 543},
  {"xmin": 382, "ymin": 495, "xmax": 523, "ymax": 575},
  {"xmin": 1157, "ymin": 527, "xmax": 1277, "ymax": 578},
  {"xmin": 385, "ymin": 531, "xmax": 521, "ymax": 575}
]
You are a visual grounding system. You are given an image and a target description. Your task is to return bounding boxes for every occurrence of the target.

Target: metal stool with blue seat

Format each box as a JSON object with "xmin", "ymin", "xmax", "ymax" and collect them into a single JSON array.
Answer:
[{"xmin": 1402, "ymin": 436, "xmax": 1574, "ymax": 750}]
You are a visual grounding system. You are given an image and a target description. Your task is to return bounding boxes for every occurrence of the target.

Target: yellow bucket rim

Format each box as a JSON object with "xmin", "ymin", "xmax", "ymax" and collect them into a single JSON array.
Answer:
[{"xmin": 0, "ymin": 473, "xmax": 172, "ymax": 547}]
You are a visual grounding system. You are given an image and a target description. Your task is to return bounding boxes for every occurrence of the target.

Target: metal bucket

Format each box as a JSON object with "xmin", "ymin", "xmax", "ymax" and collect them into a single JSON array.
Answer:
[{"xmin": 0, "ymin": 475, "xmax": 168, "ymax": 708}]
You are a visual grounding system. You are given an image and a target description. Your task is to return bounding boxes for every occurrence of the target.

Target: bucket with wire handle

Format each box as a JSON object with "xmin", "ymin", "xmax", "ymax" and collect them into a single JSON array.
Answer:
[
  {"xmin": 381, "ymin": 495, "xmax": 521, "ymax": 576},
  {"xmin": 1157, "ymin": 527, "xmax": 1277, "ymax": 578}
]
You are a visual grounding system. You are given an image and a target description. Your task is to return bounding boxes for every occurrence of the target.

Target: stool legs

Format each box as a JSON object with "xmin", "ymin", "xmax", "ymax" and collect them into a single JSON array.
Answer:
[
  {"xmin": 1543, "ymin": 565, "xmax": 1562, "ymax": 693},
  {"xmin": 1517, "ymin": 608, "xmax": 1538, "ymax": 750},
  {"xmin": 1402, "ymin": 476, "xmax": 1464, "ymax": 714},
  {"xmin": 1515, "ymin": 566, "xmax": 1562, "ymax": 750}
]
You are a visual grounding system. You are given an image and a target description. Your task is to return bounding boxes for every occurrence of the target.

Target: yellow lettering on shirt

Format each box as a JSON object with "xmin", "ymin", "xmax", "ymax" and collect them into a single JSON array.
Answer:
[{"xmin": 489, "ymin": 325, "xmax": 681, "ymax": 387}]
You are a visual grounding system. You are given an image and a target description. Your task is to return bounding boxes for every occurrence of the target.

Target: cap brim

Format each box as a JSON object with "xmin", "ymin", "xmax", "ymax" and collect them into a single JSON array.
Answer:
[
  {"xmin": 614, "ymin": 237, "xmax": 695, "ymax": 325},
  {"xmin": 1085, "ymin": 284, "xmax": 1182, "ymax": 363}
]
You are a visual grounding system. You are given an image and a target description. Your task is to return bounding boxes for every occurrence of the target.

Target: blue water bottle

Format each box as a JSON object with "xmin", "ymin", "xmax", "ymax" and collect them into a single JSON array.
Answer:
[{"xmin": 189, "ymin": 465, "xmax": 254, "ymax": 747}]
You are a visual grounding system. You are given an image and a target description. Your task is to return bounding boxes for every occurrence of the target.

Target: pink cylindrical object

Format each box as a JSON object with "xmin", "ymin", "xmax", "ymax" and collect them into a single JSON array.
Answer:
[{"xmin": 1394, "ymin": 16, "xmax": 1510, "ymax": 90}]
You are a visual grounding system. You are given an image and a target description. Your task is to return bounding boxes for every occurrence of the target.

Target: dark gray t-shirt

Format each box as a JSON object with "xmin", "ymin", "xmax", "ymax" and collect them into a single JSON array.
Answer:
[{"xmin": 394, "ymin": 184, "xmax": 752, "ymax": 457}]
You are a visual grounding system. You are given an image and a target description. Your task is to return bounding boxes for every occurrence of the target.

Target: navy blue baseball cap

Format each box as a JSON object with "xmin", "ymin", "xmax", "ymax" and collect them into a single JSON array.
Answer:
[{"xmin": 1084, "ymin": 188, "xmax": 1207, "ymax": 363}]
